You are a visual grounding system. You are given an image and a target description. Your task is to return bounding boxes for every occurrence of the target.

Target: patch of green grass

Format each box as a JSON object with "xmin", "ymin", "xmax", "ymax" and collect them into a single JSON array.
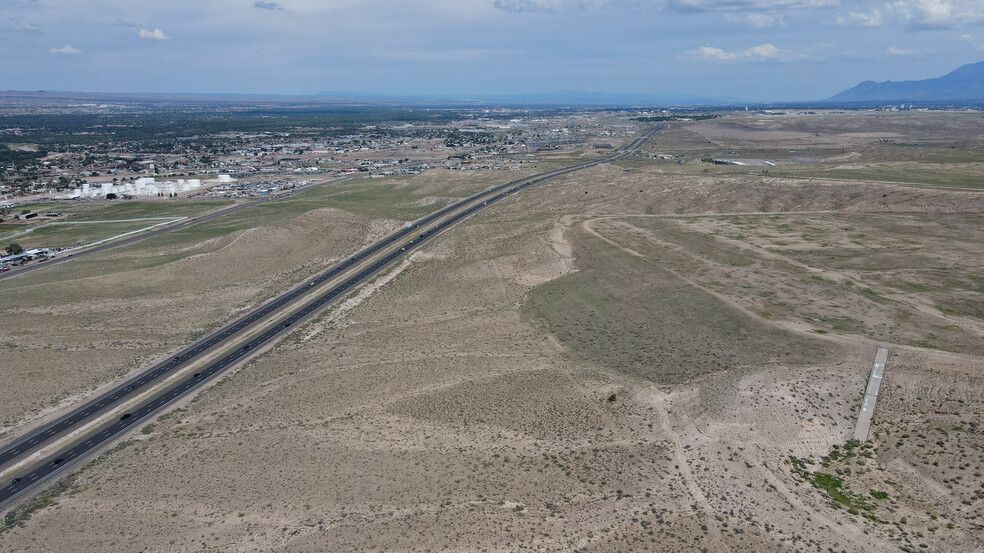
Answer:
[
  {"xmin": 812, "ymin": 473, "xmax": 860, "ymax": 507},
  {"xmin": 822, "ymin": 440, "xmax": 875, "ymax": 464},
  {"xmin": 8, "ymin": 199, "xmax": 231, "ymax": 223},
  {"xmin": 895, "ymin": 280, "xmax": 931, "ymax": 292},
  {"xmin": 871, "ymin": 490, "xmax": 890, "ymax": 500},
  {"xmin": 72, "ymin": 199, "xmax": 232, "ymax": 222},
  {"xmin": 525, "ymin": 226, "xmax": 829, "ymax": 385},
  {"xmin": 818, "ymin": 315, "xmax": 863, "ymax": 332},
  {"xmin": 3, "ymin": 220, "xmax": 171, "ymax": 250},
  {"xmin": 1, "ymin": 199, "xmax": 235, "ymax": 247},
  {"xmin": 790, "ymin": 457, "xmax": 874, "ymax": 514},
  {"xmin": 860, "ymin": 287, "xmax": 885, "ymax": 302},
  {"xmin": 932, "ymin": 299, "xmax": 984, "ymax": 320},
  {"xmin": 789, "ymin": 442, "xmax": 893, "ymax": 522}
]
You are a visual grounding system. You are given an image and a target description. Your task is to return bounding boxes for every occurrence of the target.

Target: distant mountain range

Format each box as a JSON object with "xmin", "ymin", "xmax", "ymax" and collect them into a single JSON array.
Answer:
[
  {"xmin": 828, "ymin": 60, "xmax": 984, "ymax": 103},
  {"xmin": 15, "ymin": 63, "xmax": 984, "ymax": 109}
]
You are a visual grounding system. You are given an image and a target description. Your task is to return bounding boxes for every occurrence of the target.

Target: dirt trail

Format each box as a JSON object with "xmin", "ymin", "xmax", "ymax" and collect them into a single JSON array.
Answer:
[
  {"xmin": 547, "ymin": 215, "xmax": 578, "ymax": 276},
  {"xmin": 637, "ymin": 388, "xmax": 724, "ymax": 552},
  {"xmin": 754, "ymin": 464, "xmax": 896, "ymax": 552}
]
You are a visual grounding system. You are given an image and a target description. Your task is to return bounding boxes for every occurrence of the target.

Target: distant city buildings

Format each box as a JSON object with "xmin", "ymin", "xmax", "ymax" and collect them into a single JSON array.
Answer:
[{"xmin": 70, "ymin": 175, "xmax": 233, "ymax": 199}]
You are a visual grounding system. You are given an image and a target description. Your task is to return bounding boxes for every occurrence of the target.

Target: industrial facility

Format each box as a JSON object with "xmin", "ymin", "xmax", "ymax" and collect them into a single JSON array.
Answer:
[{"xmin": 69, "ymin": 175, "xmax": 234, "ymax": 199}]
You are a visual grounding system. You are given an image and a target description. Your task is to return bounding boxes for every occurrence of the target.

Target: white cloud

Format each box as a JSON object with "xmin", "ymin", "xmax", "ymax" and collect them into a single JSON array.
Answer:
[
  {"xmin": 747, "ymin": 13, "xmax": 781, "ymax": 26},
  {"xmin": 3, "ymin": 20, "xmax": 43, "ymax": 34},
  {"xmin": 139, "ymin": 28, "xmax": 170, "ymax": 40},
  {"xmin": 367, "ymin": 48, "xmax": 511, "ymax": 63},
  {"xmin": 492, "ymin": 0, "xmax": 585, "ymax": 12},
  {"xmin": 493, "ymin": 0, "xmax": 838, "ymax": 13},
  {"xmin": 891, "ymin": 0, "xmax": 984, "ymax": 30},
  {"xmin": 886, "ymin": 45, "xmax": 916, "ymax": 55},
  {"xmin": 835, "ymin": 8, "xmax": 885, "ymax": 26},
  {"xmin": 959, "ymin": 33, "xmax": 984, "ymax": 50},
  {"xmin": 664, "ymin": 0, "xmax": 837, "ymax": 13},
  {"xmin": 838, "ymin": 1, "xmax": 984, "ymax": 30},
  {"xmin": 504, "ymin": 0, "xmax": 598, "ymax": 11},
  {"xmin": 726, "ymin": 12, "xmax": 785, "ymax": 25},
  {"xmin": 687, "ymin": 42, "xmax": 800, "ymax": 62},
  {"xmin": 49, "ymin": 44, "xmax": 81, "ymax": 55},
  {"xmin": 254, "ymin": 1, "xmax": 284, "ymax": 10}
]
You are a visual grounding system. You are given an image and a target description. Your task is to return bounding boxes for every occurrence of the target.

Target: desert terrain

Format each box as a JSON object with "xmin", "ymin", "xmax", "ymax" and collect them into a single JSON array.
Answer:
[{"xmin": 1, "ymin": 111, "xmax": 983, "ymax": 552}]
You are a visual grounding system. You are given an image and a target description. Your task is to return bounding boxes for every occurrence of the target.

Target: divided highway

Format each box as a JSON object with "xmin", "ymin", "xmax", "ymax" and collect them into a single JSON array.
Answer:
[{"xmin": 0, "ymin": 128, "xmax": 657, "ymax": 509}]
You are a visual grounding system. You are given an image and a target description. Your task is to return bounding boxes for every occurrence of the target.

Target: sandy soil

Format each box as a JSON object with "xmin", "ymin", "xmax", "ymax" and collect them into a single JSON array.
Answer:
[
  {"xmin": 0, "ymin": 167, "xmax": 506, "ymax": 431},
  {"xmin": 2, "ymin": 112, "xmax": 982, "ymax": 552}
]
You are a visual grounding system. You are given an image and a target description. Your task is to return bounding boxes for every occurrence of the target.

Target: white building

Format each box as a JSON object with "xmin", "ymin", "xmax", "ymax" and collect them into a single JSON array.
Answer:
[{"xmin": 70, "ymin": 175, "xmax": 232, "ymax": 199}]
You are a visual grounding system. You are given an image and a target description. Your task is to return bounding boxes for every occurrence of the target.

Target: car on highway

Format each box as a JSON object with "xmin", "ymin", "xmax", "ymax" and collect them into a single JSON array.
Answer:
[{"xmin": 0, "ymin": 134, "xmax": 655, "ymax": 503}]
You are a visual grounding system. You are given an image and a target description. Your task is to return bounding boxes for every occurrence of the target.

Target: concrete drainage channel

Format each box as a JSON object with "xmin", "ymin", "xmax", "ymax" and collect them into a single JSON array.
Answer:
[{"xmin": 854, "ymin": 346, "xmax": 889, "ymax": 443}]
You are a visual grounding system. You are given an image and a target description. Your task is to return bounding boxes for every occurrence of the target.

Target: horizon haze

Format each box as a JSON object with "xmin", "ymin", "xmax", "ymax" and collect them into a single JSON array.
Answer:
[{"xmin": 3, "ymin": 0, "xmax": 984, "ymax": 102}]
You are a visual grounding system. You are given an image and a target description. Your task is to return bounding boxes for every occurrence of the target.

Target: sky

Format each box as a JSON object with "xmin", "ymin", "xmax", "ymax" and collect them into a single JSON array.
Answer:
[{"xmin": 1, "ymin": 0, "xmax": 983, "ymax": 101}]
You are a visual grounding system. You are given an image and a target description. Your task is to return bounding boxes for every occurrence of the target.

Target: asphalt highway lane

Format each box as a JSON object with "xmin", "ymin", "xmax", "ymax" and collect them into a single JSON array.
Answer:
[
  {"xmin": 0, "ymin": 128, "xmax": 656, "ymax": 508},
  {"xmin": 0, "ymin": 172, "xmax": 539, "ymax": 468},
  {"xmin": 0, "ymin": 130, "xmax": 656, "ymax": 471}
]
